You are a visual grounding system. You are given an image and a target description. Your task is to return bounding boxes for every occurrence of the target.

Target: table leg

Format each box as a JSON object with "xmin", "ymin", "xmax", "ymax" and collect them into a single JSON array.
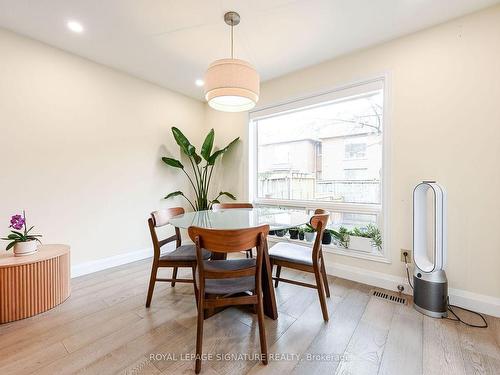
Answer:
[
  {"xmin": 210, "ymin": 252, "xmax": 227, "ymax": 260},
  {"xmin": 261, "ymin": 239, "xmax": 278, "ymax": 320},
  {"xmin": 204, "ymin": 245, "xmax": 277, "ymax": 320}
]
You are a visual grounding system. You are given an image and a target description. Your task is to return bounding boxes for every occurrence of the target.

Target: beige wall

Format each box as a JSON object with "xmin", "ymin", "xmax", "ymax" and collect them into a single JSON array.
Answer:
[
  {"xmin": 0, "ymin": 28, "xmax": 205, "ymax": 265},
  {"xmin": 209, "ymin": 5, "xmax": 500, "ymax": 299},
  {"xmin": 1, "ymin": 4, "xmax": 499, "ymax": 301},
  {"xmin": 204, "ymin": 109, "xmax": 248, "ymax": 202}
]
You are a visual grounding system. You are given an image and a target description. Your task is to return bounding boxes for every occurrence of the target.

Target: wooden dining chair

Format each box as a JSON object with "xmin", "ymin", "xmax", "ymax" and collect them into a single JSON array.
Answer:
[
  {"xmin": 269, "ymin": 209, "xmax": 331, "ymax": 321},
  {"xmin": 146, "ymin": 207, "xmax": 211, "ymax": 308},
  {"xmin": 188, "ymin": 224, "xmax": 269, "ymax": 374},
  {"xmin": 212, "ymin": 202, "xmax": 254, "ymax": 258}
]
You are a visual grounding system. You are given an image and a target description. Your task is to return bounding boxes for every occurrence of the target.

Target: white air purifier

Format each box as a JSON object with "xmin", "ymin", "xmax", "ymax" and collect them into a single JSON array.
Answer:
[{"xmin": 412, "ymin": 181, "xmax": 448, "ymax": 318}]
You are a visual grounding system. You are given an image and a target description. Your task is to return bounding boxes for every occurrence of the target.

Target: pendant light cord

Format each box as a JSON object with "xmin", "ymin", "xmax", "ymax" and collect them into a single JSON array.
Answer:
[{"xmin": 230, "ymin": 23, "xmax": 234, "ymax": 58}]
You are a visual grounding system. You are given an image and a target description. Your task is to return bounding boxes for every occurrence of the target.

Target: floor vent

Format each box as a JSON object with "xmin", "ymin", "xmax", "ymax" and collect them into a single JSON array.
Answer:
[{"xmin": 371, "ymin": 289, "xmax": 408, "ymax": 305}]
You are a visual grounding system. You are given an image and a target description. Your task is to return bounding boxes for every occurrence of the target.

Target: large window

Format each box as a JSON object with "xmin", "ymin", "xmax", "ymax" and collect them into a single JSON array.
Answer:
[{"xmin": 250, "ymin": 78, "xmax": 387, "ymax": 260}]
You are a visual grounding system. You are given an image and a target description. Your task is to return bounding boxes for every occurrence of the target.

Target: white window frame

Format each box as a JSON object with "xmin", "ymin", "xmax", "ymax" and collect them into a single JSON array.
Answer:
[{"xmin": 248, "ymin": 74, "xmax": 391, "ymax": 263}]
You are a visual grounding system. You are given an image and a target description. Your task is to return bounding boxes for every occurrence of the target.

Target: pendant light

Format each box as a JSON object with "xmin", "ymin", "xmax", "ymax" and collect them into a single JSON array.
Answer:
[{"xmin": 204, "ymin": 11, "xmax": 260, "ymax": 112}]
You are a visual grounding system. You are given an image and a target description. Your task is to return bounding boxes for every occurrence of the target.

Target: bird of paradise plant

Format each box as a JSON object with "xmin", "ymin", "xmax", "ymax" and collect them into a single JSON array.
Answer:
[{"xmin": 162, "ymin": 127, "xmax": 239, "ymax": 211}]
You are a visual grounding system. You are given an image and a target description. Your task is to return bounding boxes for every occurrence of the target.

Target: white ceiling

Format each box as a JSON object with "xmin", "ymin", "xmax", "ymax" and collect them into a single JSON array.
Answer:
[{"xmin": 0, "ymin": 0, "xmax": 498, "ymax": 100}]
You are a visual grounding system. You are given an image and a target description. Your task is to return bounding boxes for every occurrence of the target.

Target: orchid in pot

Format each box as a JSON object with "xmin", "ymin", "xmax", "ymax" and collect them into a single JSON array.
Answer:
[{"xmin": 1, "ymin": 211, "xmax": 42, "ymax": 256}]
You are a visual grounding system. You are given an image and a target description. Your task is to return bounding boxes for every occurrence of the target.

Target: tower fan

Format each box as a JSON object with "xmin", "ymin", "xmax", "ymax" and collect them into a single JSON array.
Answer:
[{"xmin": 412, "ymin": 181, "xmax": 448, "ymax": 318}]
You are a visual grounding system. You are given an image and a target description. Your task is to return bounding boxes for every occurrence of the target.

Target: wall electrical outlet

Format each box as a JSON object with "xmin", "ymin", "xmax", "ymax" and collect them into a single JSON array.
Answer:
[{"xmin": 400, "ymin": 249, "xmax": 412, "ymax": 263}]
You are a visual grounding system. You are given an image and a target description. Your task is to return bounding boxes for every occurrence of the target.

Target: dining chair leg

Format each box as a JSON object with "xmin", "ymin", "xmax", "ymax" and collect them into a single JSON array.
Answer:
[
  {"xmin": 195, "ymin": 293, "xmax": 205, "ymax": 374},
  {"xmin": 204, "ymin": 293, "xmax": 217, "ymax": 319},
  {"xmin": 320, "ymin": 256, "xmax": 330, "ymax": 298},
  {"xmin": 314, "ymin": 267, "xmax": 329, "ymax": 321},
  {"xmin": 145, "ymin": 263, "xmax": 158, "ymax": 308},
  {"xmin": 274, "ymin": 265, "xmax": 281, "ymax": 288},
  {"xmin": 246, "ymin": 249, "xmax": 253, "ymax": 258},
  {"xmin": 192, "ymin": 266, "xmax": 199, "ymax": 307},
  {"xmin": 256, "ymin": 295, "xmax": 268, "ymax": 365},
  {"xmin": 171, "ymin": 267, "xmax": 178, "ymax": 287}
]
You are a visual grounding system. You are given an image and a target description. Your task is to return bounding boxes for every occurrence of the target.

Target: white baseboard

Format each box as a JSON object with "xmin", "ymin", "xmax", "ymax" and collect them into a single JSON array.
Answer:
[
  {"xmin": 71, "ymin": 247, "xmax": 153, "ymax": 278},
  {"xmin": 71, "ymin": 242, "xmax": 182, "ymax": 278},
  {"xmin": 326, "ymin": 261, "xmax": 500, "ymax": 318},
  {"xmin": 448, "ymin": 288, "xmax": 500, "ymax": 319},
  {"xmin": 71, "ymin": 246, "xmax": 500, "ymax": 318}
]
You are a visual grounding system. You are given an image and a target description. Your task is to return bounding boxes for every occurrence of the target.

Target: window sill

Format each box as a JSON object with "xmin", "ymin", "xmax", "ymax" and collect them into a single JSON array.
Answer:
[
  {"xmin": 255, "ymin": 199, "xmax": 381, "ymax": 213},
  {"xmin": 266, "ymin": 235, "xmax": 391, "ymax": 264}
]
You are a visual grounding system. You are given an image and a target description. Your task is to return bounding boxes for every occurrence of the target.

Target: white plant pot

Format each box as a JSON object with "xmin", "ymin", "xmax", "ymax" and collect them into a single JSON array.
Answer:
[
  {"xmin": 304, "ymin": 232, "xmax": 316, "ymax": 242},
  {"xmin": 13, "ymin": 241, "xmax": 39, "ymax": 257},
  {"xmin": 348, "ymin": 236, "xmax": 373, "ymax": 252}
]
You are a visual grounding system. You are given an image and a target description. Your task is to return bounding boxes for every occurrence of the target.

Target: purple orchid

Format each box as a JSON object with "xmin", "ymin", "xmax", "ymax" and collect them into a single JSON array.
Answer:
[
  {"xmin": 2, "ymin": 211, "xmax": 42, "ymax": 251},
  {"xmin": 9, "ymin": 214, "xmax": 25, "ymax": 230}
]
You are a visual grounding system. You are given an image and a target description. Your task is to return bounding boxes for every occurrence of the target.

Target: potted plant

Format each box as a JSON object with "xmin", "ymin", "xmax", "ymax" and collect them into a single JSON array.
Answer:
[
  {"xmin": 366, "ymin": 224, "xmax": 382, "ymax": 250},
  {"xmin": 348, "ymin": 227, "xmax": 372, "ymax": 251},
  {"xmin": 298, "ymin": 227, "xmax": 305, "ymax": 240},
  {"xmin": 1, "ymin": 211, "xmax": 42, "ymax": 256},
  {"xmin": 303, "ymin": 224, "xmax": 316, "ymax": 242},
  {"xmin": 348, "ymin": 225, "xmax": 382, "ymax": 251},
  {"xmin": 275, "ymin": 229, "xmax": 287, "ymax": 237},
  {"xmin": 162, "ymin": 127, "xmax": 239, "ymax": 211},
  {"xmin": 321, "ymin": 229, "xmax": 332, "ymax": 245},
  {"xmin": 288, "ymin": 227, "xmax": 299, "ymax": 240},
  {"xmin": 331, "ymin": 226, "xmax": 350, "ymax": 248}
]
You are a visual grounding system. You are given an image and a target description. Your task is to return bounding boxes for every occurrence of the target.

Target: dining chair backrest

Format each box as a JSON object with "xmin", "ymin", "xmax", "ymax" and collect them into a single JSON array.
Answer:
[
  {"xmin": 151, "ymin": 207, "xmax": 185, "ymax": 227},
  {"xmin": 211, "ymin": 202, "xmax": 253, "ymax": 211},
  {"xmin": 188, "ymin": 225, "xmax": 269, "ymax": 281},
  {"xmin": 148, "ymin": 207, "xmax": 184, "ymax": 261},
  {"xmin": 188, "ymin": 225, "xmax": 268, "ymax": 254},
  {"xmin": 310, "ymin": 209, "xmax": 330, "ymax": 265}
]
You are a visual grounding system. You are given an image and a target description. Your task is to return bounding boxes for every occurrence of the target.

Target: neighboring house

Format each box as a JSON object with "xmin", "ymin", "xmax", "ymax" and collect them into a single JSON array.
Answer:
[
  {"xmin": 258, "ymin": 139, "xmax": 317, "ymax": 200},
  {"xmin": 257, "ymin": 129, "xmax": 382, "ymax": 204},
  {"xmin": 258, "ymin": 139, "xmax": 317, "ymax": 174},
  {"xmin": 319, "ymin": 133, "xmax": 382, "ymax": 204}
]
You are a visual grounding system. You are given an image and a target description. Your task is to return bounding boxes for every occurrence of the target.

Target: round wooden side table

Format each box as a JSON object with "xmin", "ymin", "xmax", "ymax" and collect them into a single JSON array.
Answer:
[{"xmin": 0, "ymin": 244, "xmax": 71, "ymax": 324}]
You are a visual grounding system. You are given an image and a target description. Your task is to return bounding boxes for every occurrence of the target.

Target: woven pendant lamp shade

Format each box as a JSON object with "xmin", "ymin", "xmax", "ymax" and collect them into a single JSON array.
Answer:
[{"xmin": 204, "ymin": 58, "xmax": 260, "ymax": 112}]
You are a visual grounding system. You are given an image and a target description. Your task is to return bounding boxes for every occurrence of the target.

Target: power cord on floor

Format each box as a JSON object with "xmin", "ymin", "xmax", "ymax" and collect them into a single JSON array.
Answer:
[
  {"xmin": 444, "ymin": 299, "xmax": 488, "ymax": 328},
  {"xmin": 403, "ymin": 252, "xmax": 488, "ymax": 329}
]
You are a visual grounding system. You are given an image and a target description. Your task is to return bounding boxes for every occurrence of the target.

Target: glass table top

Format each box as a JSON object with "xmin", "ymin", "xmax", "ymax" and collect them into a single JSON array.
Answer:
[{"xmin": 169, "ymin": 207, "xmax": 310, "ymax": 231}]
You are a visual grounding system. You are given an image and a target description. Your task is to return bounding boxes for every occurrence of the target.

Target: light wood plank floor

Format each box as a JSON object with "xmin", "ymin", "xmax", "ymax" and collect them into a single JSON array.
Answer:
[{"xmin": 0, "ymin": 258, "xmax": 499, "ymax": 375}]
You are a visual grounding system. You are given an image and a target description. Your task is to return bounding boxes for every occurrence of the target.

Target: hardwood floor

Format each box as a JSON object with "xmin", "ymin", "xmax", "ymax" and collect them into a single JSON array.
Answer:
[{"xmin": 0, "ymin": 258, "xmax": 499, "ymax": 375}]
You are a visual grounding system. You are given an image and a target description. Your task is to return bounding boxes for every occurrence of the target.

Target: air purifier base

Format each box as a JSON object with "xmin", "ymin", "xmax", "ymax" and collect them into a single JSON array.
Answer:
[
  {"xmin": 413, "ymin": 303, "xmax": 448, "ymax": 318},
  {"xmin": 413, "ymin": 270, "xmax": 448, "ymax": 318}
]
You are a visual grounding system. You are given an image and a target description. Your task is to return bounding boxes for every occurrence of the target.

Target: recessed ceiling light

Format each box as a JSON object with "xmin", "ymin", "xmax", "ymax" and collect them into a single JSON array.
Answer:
[
  {"xmin": 67, "ymin": 20, "xmax": 84, "ymax": 33},
  {"xmin": 195, "ymin": 79, "xmax": 204, "ymax": 87}
]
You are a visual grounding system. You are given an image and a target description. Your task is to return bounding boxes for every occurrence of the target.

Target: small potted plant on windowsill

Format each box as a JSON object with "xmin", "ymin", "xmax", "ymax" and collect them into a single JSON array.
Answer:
[
  {"xmin": 348, "ymin": 224, "xmax": 382, "ymax": 252},
  {"xmin": 367, "ymin": 224, "xmax": 383, "ymax": 251},
  {"xmin": 322, "ymin": 229, "xmax": 332, "ymax": 245},
  {"xmin": 303, "ymin": 224, "xmax": 316, "ymax": 242},
  {"xmin": 1, "ymin": 211, "xmax": 42, "ymax": 257},
  {"xmin": 348, "ymin": 227, "xmax": 372, "ymax": 251},
  {"xmin": 331, "ymin": 226, "xmax": 350, "ymax": 249},
  {"xmin": 275, "ymin": 229, "xmax": 287, "ymax": 237},
  {"xmin": 288, "ymin": 227, "xmax": 299, "ymax": 240},
  {"xmin": 298, "ymin": 227, "xmax": 305, "ymax": 240}
]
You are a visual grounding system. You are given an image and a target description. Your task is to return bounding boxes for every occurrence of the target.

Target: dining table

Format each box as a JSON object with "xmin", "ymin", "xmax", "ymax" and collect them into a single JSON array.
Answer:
[{"xmin": 169, "ymin": 206, "xmax": 310, "ymax": 320}]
